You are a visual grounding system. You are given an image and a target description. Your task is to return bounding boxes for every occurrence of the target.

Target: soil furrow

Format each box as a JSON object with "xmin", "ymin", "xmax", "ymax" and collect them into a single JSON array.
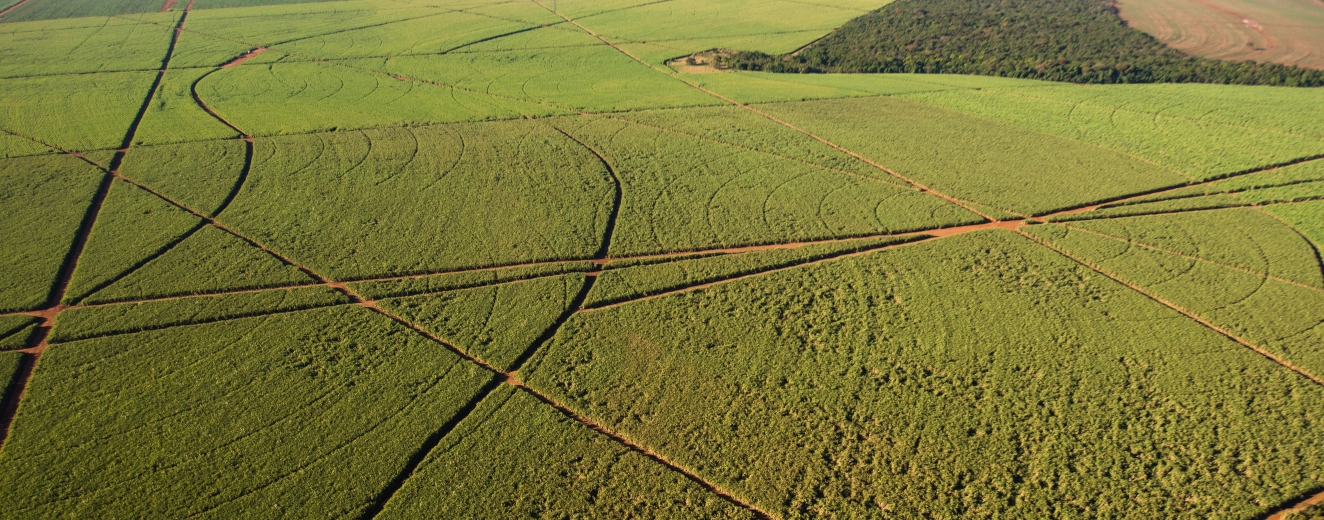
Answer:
[{"xmin": 1015, "ymin": 229, "xmax": 1324, "ymax": 387}]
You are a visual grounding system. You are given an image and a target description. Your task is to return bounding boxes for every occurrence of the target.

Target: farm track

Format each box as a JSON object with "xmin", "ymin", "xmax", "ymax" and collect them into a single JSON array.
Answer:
[
  {"xmin": 1016, "ymin": 228, "xmax": 1324, "ymax": 387},
  {"xmin": 0, "ymin": 1, "xmax": 195, "ymax": 449}
]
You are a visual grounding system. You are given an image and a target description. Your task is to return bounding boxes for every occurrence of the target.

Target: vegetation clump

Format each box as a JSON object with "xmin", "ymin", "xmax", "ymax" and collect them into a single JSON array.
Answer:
[{"xmin": 719, "ymin": 0, "xmax": 1324, "ymax": 86}]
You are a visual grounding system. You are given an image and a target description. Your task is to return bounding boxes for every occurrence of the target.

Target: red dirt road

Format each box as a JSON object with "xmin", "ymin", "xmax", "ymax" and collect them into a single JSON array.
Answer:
[{"xmin": 160, "ymin": 0, "xmax": 176, "ymax": 12}]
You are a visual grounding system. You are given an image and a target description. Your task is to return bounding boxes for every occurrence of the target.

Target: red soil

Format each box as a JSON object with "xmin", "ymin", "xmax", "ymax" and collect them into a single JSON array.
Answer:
[
  {"xmin": 159, "ymin": 0, "xmax": 176, "ymax": 12},
  {"xmin": 222, "ymin": 48, "xmax": 266, "ymax": 68}
]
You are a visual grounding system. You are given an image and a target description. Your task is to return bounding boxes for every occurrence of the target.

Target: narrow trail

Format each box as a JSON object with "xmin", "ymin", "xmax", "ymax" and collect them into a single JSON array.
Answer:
[
  {"xmin": 1015, "ymin": 229, "xmax": 1324, "ymax": 388},
  {"xmin": 528, "ymin": 0, "xmax": 1011, "ymax": 223},
  {"xmin": 0, "ymin": 3, "xmax": 195, "ymax": 450},
  {"xmin": 159, "ymin": 0, "xmax": 176, "ymax": 12},
  {"xmin": 1266, "ymin": 488, "xmax": 1324, "ymax": 519},
  {"xmin": 1042, "ymin": 194, "xmax": 1324, "ymax": 223}
]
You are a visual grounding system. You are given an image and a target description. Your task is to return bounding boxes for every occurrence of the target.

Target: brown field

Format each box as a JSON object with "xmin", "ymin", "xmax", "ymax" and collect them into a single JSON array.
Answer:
[{"xmin": 1118, "ymin": 0, "xmax": 1324, "ymax": 69}]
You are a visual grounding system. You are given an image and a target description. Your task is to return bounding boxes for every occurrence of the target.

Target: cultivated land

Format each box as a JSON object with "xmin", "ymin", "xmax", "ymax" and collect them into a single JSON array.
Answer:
[
  {"xmin": 1119, "ymin": 0, "xmax": 1324, "ymax": 70},
  {"xmin": 0, "ymin": 0, "xmax": 1322, "ymax": 517}
]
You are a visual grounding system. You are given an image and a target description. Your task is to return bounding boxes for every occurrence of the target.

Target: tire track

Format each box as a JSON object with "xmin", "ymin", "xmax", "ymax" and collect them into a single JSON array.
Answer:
[{"xmin": 0, "ymin": 0, "xmax": 33, "ymax": 18}]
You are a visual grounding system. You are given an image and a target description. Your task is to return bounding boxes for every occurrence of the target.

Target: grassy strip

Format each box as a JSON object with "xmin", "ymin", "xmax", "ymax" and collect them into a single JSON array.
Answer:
[
  {"xmin": 49, "ymin": 285, "xmax": 348, "ymax": 342},
  {"xmin": 0, "ymin": 315, "xmax": 38, "ymax": 351}
]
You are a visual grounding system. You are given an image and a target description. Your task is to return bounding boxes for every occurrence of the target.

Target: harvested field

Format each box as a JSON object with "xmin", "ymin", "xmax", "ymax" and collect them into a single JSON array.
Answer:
[{"xmin": 1118, "ymin": 0, "xmax": 1324, "ymax": 69}]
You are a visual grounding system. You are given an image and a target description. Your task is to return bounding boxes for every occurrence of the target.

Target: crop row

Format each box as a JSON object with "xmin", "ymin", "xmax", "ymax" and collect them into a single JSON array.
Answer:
[
  {"xmin": 523, "ymin": 229, "xmax": 1324, "ymax": 518},
  {"xmin": 902, "ymin": 86, "xmax": 1324, "ymax": 182},
  {"xmin": 1023, "ymin": 220, "xmax": 1324, "ymax": 377},
  {"xmin": 0, "ymin": 155, "xmax": 104, "ymax": 313},
  {"xmin": 755, "ymin": 95, "xmax": 1190, "ymax": 216},
  {"xmin": 0, "ymin": 305, "xmax": 497, "ymax": 517}
]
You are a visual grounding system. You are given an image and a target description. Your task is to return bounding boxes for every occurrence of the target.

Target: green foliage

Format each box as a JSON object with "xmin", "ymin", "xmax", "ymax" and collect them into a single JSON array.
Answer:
[
  {"xmin": 610, "ymin": 105, "xmax": 901, "ymax": 181},
  {"xmin": 1116, "ymin": 161, "xmax": 1324, "ymax": 209},
  {"xmin": 723, "ymin": 0, "xmax": 1324, "ymax": 86},
  {"xmin": 551, "ymin": 115, "xmax": 980, "ymax": 257},
  {"xmin": 1023, "ymin": 221, "xmax": 1324, "ymax": 377},
  {"xmin": 118, "ymin": 139, "xmax": 247, "ymax": 215},
  {"xmin": 272, "ymin": 10, "xmax": 531, "ymax": 59},
  {"xmin": 579, "ymin": 0, "xmax": 875, "ymax": 55},
  {"xmin": 49, "ymin": 285, "xmax": 348, "ymax": 342},
  {"xmin": 459, "ymin": 25, "xmax": 600, "ymax": 53},
  {"xmin": 184, "ymin": 2, "xmax": 438, "ymax": 47},
  {"xmin": 168, "ymin": 28, "xmax": 258, "ymax": 68},
  {"xmin": 0, "ymin": 0, "xmax": 171, "ymax": 23},
  {"xmin": 1268, "ymin": 201, "xmax": 1324, "ymax": 250},
  {"xmin": 0, "ymin": 306, "xmax": 495, "ymax": 517},
  {"xmin": 0, "ymin": 71, "xmax": 156, "ymax": 151},
  {"xmin": 1051, "ymin": 195, "xmax": 1247, "ymax": 222},
  {"xmin": 194, "ymin": 60, "xmax": 561, "ymax": 136},
  {"xmin": 350, "ymin": 45, "xmax": 721, "ymax": 112},
  {"xmin": 902, "ymin": 87, "xmax": 1324, "ymax": 181},
  {"xmin": 377, "ymin": 273, "xmax": 587, "ymax": 370},
  {"xmin": 221, "ymin": 122, "xmax": 611, "ymax": 279},
  {"xmin": 135, "ymin": 68, "xmax": 243, "ymax": 145},
  {"xmin": 0, "ymin": 17, "xmax": 173, "ymax": 76},
  {"xmin": 686, "ymin": 71, "xmax": 1028, "ymax": 105},
  {"xmin": 84, "ymin": 225, "xmax": 314, "ymax": 304},
  {"xmin": 586, "ymin": 235, "xmax": 923, "ymax": 308},
  {"xmin": 0, "ymin": 315, "xmax": 38, "ymax": 350},
  {"xmin": 190, "ymin": 0, "xmax": 347, "ymax": 9},
  {"xmin": 377, "ymin": 384, "xmax": 753, "ymax": 519},
  {"xmin": 63, "ymin": 180, "xmax": 202, "ymax": 304},
  {"xmin": 350, "ymin": 261, "xmax": 596, "ymax": 300},
  {"xmin": 0, "ymin": 155, "xmax": 103, "ymax": 312},
  {"xmin": 527, "ymin": 231, "xmax": 1324, "ymax": 518},
  {"xmin": 0, "ymin": 132, "xmax": 51, "ymax": 158},
  {"xmin": 757, "ymin": 96, "xmax": 1188, "ymax": 215},
  {"xmin": 1063, "ymin": 208, "xmax": 1323, "ymax": 288}
]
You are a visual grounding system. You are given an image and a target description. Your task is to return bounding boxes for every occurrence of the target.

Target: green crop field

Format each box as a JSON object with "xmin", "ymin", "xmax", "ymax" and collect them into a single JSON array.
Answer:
[{"xmin": 1, "ymin": 0, "xmax": 1322, "ymax": 517}]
